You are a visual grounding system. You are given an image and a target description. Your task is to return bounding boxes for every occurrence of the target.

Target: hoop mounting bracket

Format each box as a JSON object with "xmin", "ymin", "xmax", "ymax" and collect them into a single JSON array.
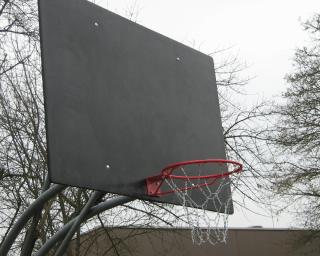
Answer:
[{"xmin": 146, "ymin": 175, "xmax": 163, "ymax": 196}]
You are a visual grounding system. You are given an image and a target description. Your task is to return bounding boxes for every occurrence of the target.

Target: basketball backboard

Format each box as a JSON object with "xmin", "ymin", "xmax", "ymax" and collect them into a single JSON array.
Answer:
[{"xmin": 39, "ymin": 0, "xmax": 233, "ymax": 213}]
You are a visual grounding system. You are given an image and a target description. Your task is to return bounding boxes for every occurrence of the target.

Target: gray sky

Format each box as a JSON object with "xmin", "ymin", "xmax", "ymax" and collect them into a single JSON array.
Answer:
[
  {"xmin": 102, "ymin": 0, "xmax": 319, "ymax": 99},
  {"xmin": 94, "ymin": 0, "xmax": 320, "ymax": 227}
]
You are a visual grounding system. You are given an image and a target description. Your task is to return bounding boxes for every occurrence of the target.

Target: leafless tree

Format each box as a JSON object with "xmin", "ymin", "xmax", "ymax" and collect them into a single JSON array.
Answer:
[{"xmin": 265, "ymin": 14, "xmax": 320, "ymax": 245}]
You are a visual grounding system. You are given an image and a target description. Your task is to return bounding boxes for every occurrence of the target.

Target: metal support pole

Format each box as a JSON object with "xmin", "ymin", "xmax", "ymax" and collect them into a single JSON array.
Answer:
[
  {"xmin": 35, "ymin": 196, "xmax": 134, "ymax": 256},
  {"xmin": 21, "ymin": 175, "xmax": 51, "ymax": 256},
  {"xmin": 0, "ymin": 184, "xmax": 66, "ymax": 256},
  {"xmin": 54, "ymin": 191, "xmax": 103, "ymax": 256}
]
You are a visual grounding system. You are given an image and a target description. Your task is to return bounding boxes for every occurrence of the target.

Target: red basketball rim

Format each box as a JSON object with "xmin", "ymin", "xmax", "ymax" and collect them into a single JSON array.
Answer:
[
  {"xmin": 162, "ymin": 159, "xmax": 243, "ymax": 179},
  {"xmin": 146, "ymin": 159, "xmax": 243, "ymax": 196}
]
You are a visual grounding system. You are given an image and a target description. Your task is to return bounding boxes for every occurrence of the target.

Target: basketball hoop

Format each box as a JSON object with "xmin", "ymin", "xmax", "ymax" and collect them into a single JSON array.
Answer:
[{"xmin": 146, "ymin": 159, "xmax": 243, "ymax": 245}]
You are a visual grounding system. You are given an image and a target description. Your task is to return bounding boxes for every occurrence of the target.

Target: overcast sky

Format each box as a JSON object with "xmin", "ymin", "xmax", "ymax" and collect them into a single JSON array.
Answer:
[
  {"xmin": 100, "ymin": 0, "xmax": 319, "ymax": 99},
  {"xmin": 93, "ymin": 0, "xmax": 320, "ymax": 228}
]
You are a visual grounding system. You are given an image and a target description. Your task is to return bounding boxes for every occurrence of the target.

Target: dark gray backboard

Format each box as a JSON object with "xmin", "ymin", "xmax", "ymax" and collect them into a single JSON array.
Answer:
[{"xmin": 39, "ymin": 0, "xmax": 232, "ymax": 213}]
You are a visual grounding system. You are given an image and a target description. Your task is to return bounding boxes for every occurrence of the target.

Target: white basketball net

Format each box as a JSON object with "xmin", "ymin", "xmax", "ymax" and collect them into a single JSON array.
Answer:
[{"xmin": 164, "ymin": 162, "xmax": 241, "ymax": 245}]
